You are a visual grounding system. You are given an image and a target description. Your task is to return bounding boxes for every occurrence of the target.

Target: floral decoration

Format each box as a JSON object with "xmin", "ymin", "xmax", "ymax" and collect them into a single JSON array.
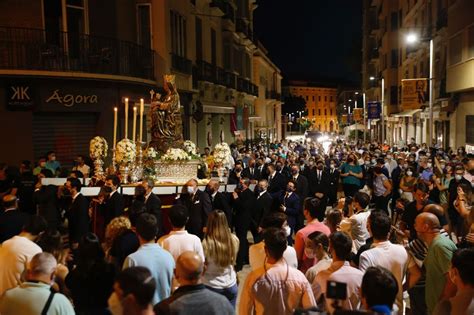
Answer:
[
  {"xmin": 145, "ymin": 147, "xmax": 159, "ymax": 160},
  {"xmin": 89, "ymin": 136, "xmax": 108, "ymax": 159},
  {"xmin": 183, "ymin": 140, "xmax": 197, "ymax": 155},
  {"xmin": 213, "ymin": 142, "xmax": 232, "ymax": 166},
  {"xmin": 115, "ymin": 138, "xmax": 136, "ymax": 164},
  {"xmin": 160, "ymin": 148, "xmax": 191, "ymax": 162}
]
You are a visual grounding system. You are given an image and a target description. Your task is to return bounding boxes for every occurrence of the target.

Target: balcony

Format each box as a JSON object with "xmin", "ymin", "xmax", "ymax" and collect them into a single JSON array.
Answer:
[
  {"xmin": 236, "ymin": 19, "xmax": 253, "ymax": 40},
  {"xmin": 266, "ymin": 90, "xmax": 281, "ymax": 100},
  {"xmin": 194, "ymin": 60, "xmax": 216, "ymax": 83},
  {"xmin": 0, "ymin": 27, "xmax": 155, "ymax": 81},
  {"xmin": 210, "ymin": 0, "xmax": 235, "ymax": 23},
  {"xmin": 171, "ymin": 53, "xmax": 192, "ymax": 75}
]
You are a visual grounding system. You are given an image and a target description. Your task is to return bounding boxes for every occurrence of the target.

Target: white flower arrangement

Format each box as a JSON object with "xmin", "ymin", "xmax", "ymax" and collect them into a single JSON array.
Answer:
[
  {"xmin": 145, "ymin": 147, "xmax": 159, "ymax": 160},
  {"xmin": 115, "ymin": 138, "xmax": 136, "ymax": 164},
  {"xmin": 214, "ymin": 142, "xmax": 232, "ymax": 166},
  {"xmin": 183, "ymin": 140, "xmax": 197, "ymax": 155},
  {"xmin": 160, "ymin": 148, "xmax": 191, "ymax": 162},
  {"xmin": 89, "ymin": 136, "xmax": 108, "ymax": 159}
]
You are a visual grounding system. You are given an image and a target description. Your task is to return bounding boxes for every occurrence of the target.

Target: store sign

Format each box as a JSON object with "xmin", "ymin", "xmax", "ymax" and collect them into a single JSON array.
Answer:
[
  {"xmin": 45, "ymin": 89, "xmax": 98, "ymax": 107},
  {"xmin": 6, "ymin": 84, "xmax": 34, "ymax": 110},
  {"xmin": 353, "ymin": 108, "xmax": 363, "ymax": 122},
  {"xmin": 367, "ymin": 101, "xmax": 381, "ymax": 119},
  {"xmin": 401, "ymin": 78, "xmax": 428, "ymax": 110}
]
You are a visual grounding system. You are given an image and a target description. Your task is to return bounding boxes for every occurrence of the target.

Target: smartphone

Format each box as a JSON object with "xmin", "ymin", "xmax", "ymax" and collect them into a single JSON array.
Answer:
[{"xmin": 326, "ymin": 280, "xmax": 347, "ymax": 300}]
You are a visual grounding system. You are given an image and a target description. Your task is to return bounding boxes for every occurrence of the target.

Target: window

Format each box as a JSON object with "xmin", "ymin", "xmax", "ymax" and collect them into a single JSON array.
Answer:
[
  {"xmin": 306, "ymin": 95, "xmax": 309, "ymax": 101},
  {"xmin": 223, "ymin": 43, "xmax": 231, "ymax": 70},
  {"xmin": 312, "ymin": 109, "xmax": 315, "ymax": 116},
  {"xmin": 391, "ymin": 12, "xmax": 398, "ymax": 31},
  {"xmin": 330, "ymin": 109, "xmax": 333, "ymax": 115},
  {"xmin": 324, "ymin": 109, "xmax": 327, "ymax": 116},
  {"xmin": 330, "ymin": 96, "xmax": 333, "ymax": 102},
  {"xmin": 318, "ymin": 109, "xmax": 321, "ymax": 115},
  {"xmin": 171, "ymin": 11, "xmax": 187, "ymax": 57},
  {"xmin": 137, "ymin": 4, "xmax": 152, "ymax": 49},
  {"xmin": 195, "ymin": 17, "xmax": 202, "ymax": 60},
  {"xmin": 211, "ymin": 28, "xmax": 217, "ymax": 65},
  {"xmin": 467, "ymin": 116, "xmax": 474, "ymax": 143},
  {"xmin": 318, "ymin": 96, "xmax": 321, "ymax": 101},
  {"xmin": 391, "ymin": 49, "xmax": 398, "ymax": 68},
  {"xmin": 413, "ymin": 64, "xmax": 417, "ymax": 77},
  {"xmin": 449, "ymin": 33, "xmax": 462, "ymax": 65},
  {"xmin": 324, "ymin": 96, "xmax": 327, "ymax": 102},
  {"xmin": 390, "ymin": 86, "xmax": 398, "ymax": 105},
  {"xmin": 468, "ymin": 25, "xmax": 474, "ymax": 58},
  {"xmin": 312, "ymin": 96, "xmax": 315, "ymax": 101}
]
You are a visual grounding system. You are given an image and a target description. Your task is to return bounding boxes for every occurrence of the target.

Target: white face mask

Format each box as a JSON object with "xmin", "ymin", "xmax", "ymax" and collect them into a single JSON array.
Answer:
[
  {"xmin": 108, "ymin": 292, "xmax": 123, "ymax": 315},
  {"xmin": 407, "ymin": 171, "xmax": 413, "ymax": 177},
  {"xmin": 330, "ymin": 164, "xmax": 336, "ymax": 169},
  {"xmin": 455, "ymin": 174, "xmax": 463, "ymax": 181},
  {"xmin": 284, "ymin": 225, "xmax": 291, "ymax": 237},
  {"xmin": 427, "ymin": 163, "xmax": 432, "ymax": 168},
  {"xmin": 187, "ymin": 186, "xmax": 195, "ymax": 194},
  {"xmin": 304, "ymin": 247, "xmax": 316, "ymax": 259}
]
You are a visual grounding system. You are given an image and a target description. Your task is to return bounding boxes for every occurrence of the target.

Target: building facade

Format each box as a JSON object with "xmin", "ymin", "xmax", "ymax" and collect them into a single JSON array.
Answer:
[
  {"xmin": 253, "ymin": 43, "xmax": 283, "ymax": 142},
  {"xmin": 285, "ymin": 82, "xmax": 338, "ymax": 133},
  {"xmin": 0, "ymin": 0, "xmax": 156, "ymax": 166},
  {"xmin": 362, "ymin": 0, "xmax": 466, "ymax": 148},
  {"xmin": 1, "ymin": 0, "xmax": 281, "ymax": 165}
]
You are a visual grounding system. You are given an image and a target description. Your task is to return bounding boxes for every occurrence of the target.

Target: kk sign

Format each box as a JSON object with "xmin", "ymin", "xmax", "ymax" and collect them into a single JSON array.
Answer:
[
  {"xmin": 401, "ymin": 78, "xmax": 428, "ymax": 110},
  {"xmin": 367, "ymin": 101, "xmax": 381, "ymax": 119},
  {"xmin": 6, "ymin": 84, "xmax": 34, "ymax": 110}
]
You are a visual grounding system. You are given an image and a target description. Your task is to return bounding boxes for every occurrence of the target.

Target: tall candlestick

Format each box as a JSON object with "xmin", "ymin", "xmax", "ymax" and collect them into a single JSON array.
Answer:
[
  {"xmin": 132, "ymin": 106, "xmax": 137, "ymax": 142},
  {"xmin": 113, "ymin": 107, "xmax": 118, "ymax": 149},
  {"xmin": 139, "ymin": 98, "xmax": 144, "ymax": 142},
  {"xmin": 124, "ymin": 98, "xmax": 129, "ymax": 139}
]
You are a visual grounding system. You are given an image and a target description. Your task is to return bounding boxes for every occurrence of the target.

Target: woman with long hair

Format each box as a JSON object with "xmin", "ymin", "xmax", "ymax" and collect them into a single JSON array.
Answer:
[
  {"xmin": 340, "ymin": 153, "xmax": 363, "ymax": 198},
  {"xmin": 201, "ymin": 210, "xmax": 239, "ymax": 307},
  {"xmin": 65, "ymin": 233, "xmax": 115, "ymax": 315}
]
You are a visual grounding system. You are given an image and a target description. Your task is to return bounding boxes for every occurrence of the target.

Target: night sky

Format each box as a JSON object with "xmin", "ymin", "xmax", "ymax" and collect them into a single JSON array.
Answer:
[{"xmin": 254, "ymin": 0, "xmax": 363, "ymax": 84}]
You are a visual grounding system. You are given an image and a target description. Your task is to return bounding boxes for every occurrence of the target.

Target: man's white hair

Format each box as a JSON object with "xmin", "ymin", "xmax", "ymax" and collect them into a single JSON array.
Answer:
[{"xmin": 28, "ymin": 252, "xmax": 57, "ymax": 275}]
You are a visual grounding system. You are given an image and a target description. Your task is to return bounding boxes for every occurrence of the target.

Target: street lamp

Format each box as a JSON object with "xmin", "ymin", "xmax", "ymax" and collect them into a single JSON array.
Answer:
[
  {"xmin": 370, "ymin": 76, "xmax": 385, "ymax": 142},
  {"xmin": 406, "ymin": 32, "xmax": 434, "ymax": 147}
]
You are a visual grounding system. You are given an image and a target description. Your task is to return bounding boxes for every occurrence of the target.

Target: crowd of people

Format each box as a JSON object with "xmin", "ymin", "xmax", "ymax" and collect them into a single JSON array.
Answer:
[{"xmin": 0, "ymin": 139, "xmax": 473, "ymax": 315}]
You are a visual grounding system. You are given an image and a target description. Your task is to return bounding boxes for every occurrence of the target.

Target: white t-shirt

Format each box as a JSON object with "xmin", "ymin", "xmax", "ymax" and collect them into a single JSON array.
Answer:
[
  {"xmin": 305, "ymin": 255, "xmax": 332, "ymax": 284},
  {"xmin": 249, "ymin": 241, "xmax": 298, "ymax": 271},
  {"xmin": 157, "ymin": 230, "xmax": 204, "ymax": 262},
  {"xmin": 0, "ymin": 236, "xmax": 42, "ymax": 296},
  {"xmin": 340, "ymin": 210, "xmax": 371, "ymax": 253},
  {"xmin": 359, "ymin": 240, "xmax": 408, "ymax": 313}
]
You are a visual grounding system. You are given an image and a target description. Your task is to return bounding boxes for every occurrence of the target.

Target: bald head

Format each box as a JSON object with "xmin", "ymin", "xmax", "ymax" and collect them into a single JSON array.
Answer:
[
  {"xmin": 416, "ymin": 212, "xmax": 440, "ymax": 230},
  {"xmin": 175, "ymin": 251, "xmax": 204, "ymax": 285},
  {"xmin": 423, "ymin": 204, "xmax": 444, "ymax": 219}
]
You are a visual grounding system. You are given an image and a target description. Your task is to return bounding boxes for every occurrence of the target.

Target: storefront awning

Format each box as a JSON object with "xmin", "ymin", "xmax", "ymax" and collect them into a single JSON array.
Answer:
[{"xmin": 391, "ymin": 109, "xmax": 422, "ymax": 117}]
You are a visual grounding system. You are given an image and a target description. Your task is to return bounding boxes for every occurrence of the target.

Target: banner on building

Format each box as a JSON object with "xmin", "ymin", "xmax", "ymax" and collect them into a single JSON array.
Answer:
[
  {"xmin": 367, "ymin": 101, "xmax": 381, "ymax": 119},
  {"xmin": 353, "ymin": 108, "xmax": 363, "ymax": 123},
  {"xmin": 401, "ymin": 78, "xmax": 428, "ymax": 110}
]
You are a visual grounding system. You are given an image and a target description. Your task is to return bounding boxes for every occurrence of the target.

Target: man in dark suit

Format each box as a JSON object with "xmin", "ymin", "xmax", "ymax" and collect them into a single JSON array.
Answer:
[
  {"xmin": 65, "ymin": 178, "xmax": 89, "ymax": 246},
  {"xmin": 242, "ymin": 158, "xmax": 258, "ymax": 183},
  {"xmin": 254, "ymin": 157, "xmax": 267, "ymax": 181},
  {"xmin": 228, "ymin": 161, "xmax": 244, "ymax": 185},
  {"xmin": 252, "ymin": 179, "xmax": 273, "ymax": 242},
  {"xmin": 177, "ymin": 178, "xmax": 212, "ymax": 239},
  {"xmin": 206, "ymin": 179, "xmax": 232, "ymax": 227},
  {"xmin": 276, "ymin": 160, "xmax": 291, "ymax": 180},
  {"xmin": 326, "ymin": 160, "xmax": 341, "ymax": 207},
  {"xmin": 0, "ymin": 195, "xmax": 29, "ymax": 243},
  {"xmin": 309, "ymin": 160, "xmax": 330, "ymax": 221},
  {"xmin": 277, "ymin": 179, "xmax": 301, "ymax": 245},
  {"xmin": 290, "ymin": 164, "xmax": 309, "ymax": 232},
  {"xmin": 142, "ymin": 178, "xmax": 163, "ymax": 236},
  {"xmin": 33, "ymin": 169, "xmax": 60, "ymax": 229},
  {"xmin": 232, "ymin": 178, "xmax": 257, "ymax": 270},
  {"xmin": 266, "ymin": 163, "xmax": 287, "ymax": 196},
  {"xmin": 103, "ymin": 175, "xmax": 125, "ymax": 226}
]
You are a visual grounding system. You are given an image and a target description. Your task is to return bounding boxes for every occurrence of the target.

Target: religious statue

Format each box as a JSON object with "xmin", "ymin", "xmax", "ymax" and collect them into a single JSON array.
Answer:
[{"xmin": 149, "ymin": 75, "xmax": 184, "ymax": 153}]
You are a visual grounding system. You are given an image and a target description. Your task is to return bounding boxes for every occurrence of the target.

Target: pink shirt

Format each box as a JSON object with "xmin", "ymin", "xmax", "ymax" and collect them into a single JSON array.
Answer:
[{"xmin": 294, "ymin": 220, "xmax": 331, "ymax": 273}]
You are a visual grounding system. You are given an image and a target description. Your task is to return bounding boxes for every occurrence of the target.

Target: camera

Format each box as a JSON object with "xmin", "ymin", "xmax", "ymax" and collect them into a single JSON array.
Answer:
[{"xmin": 326, "ymin": 281, "xmax": 347, "ymax": 300}]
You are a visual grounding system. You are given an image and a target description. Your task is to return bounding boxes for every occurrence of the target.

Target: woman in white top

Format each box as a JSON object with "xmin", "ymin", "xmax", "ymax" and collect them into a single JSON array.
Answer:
[
  {"xmin": 202, "ymin": 210, "xmax": 239, "ymax": 308},
  {"xmin": 304, "ymin": 231, "xmax": 332, "ymax": 284}
]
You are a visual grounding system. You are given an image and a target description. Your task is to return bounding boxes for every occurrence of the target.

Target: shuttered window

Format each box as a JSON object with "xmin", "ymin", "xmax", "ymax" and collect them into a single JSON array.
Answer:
[{"xmin": 33, "ymin": 113, "xmax": 98, "ymax": 168}]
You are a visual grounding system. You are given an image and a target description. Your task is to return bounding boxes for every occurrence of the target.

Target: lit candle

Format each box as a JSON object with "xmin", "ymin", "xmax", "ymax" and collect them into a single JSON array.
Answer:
[
  {"xmin": 113, "ymin": 107, "xmax": 118, "ymax": 149},
  {"xmin": 132, "ymin": 106, "xmax": 137, "ymax": 142},
  {"xmin": 139, "ymin": 98, "xmax": 144, "ymax": 142},
  {"xmin": 124, "ymin": 98, "xmax": 129, "ymax": 139}
]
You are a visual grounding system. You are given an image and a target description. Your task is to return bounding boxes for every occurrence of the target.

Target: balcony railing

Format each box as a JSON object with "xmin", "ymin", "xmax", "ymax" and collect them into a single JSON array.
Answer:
[
  {"xmin": 171, "ymin": 53, "xmax": 192, "ymax": 75},
  {"xmin": 0, "ymin": 27, "xmax": 156, "ymax": 80}
]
